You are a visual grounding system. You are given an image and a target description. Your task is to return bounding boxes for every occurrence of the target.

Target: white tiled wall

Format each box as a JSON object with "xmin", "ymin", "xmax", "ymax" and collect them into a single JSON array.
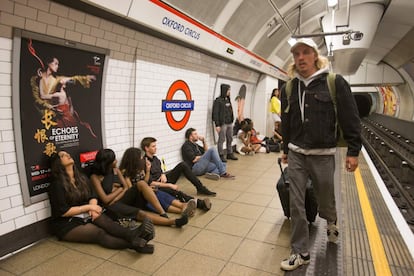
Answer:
[
  {"xmin": 103, "ymin": 58, "xmax": 136, "ymax": 158},
  {"xmin": 134, "ymin": 60, "xmax": 210, "ymax": 168},
  {"xmin": 0, "ymin": 0, "xmax": 260, "ymax": 236}
]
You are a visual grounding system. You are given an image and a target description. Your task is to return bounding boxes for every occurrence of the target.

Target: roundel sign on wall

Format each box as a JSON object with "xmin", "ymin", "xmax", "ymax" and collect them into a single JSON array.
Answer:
[{"xmin": 162, "ymin": 80, "xmax": 194, "ymax": 131}]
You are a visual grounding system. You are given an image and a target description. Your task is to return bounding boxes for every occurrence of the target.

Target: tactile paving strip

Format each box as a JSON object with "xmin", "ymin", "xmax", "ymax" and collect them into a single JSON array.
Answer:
[
  {"xmin": 285, "ymin": 152, "xmax": 343, "ymax": 276},
  {"xmin": 342, "ymin": 148, "xmax": 414, "ymax": 276},
  {"xmin": 284, "ymin": 148, "xmax": 414, "ymax": 275}
]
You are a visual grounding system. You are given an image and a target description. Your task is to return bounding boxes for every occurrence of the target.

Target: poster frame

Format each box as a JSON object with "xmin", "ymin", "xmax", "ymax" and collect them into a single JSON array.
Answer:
[{"xmin": 12, "ymin": 29, "xmax": 109, "ymax": 206}]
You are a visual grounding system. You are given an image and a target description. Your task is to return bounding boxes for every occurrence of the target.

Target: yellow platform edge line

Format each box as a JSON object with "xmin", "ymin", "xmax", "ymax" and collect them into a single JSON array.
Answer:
[{"xmin": 354, "ymin": 167, "xmax": 392, "ymax": 276}]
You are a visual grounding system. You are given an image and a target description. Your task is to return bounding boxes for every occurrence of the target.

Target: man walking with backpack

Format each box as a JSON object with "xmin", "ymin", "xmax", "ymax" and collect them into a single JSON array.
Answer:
[{"xmin": 279, "ymin": 38, "xmax": 361, "ymax": 271}]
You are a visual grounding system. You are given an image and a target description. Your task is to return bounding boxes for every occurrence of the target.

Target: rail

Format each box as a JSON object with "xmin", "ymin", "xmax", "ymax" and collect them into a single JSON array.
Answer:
[{"xmin": 361, "ymin": 118, "xmax": 414, "ymax": 232}]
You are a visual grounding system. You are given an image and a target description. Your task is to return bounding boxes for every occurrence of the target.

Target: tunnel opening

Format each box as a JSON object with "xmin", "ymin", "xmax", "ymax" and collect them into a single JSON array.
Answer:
[{"xmin": 354, "ymin": 94, "xmax": 372, "ymax": 118}]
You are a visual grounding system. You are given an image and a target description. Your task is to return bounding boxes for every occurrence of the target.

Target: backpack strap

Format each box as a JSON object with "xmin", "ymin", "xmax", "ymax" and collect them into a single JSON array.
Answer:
[
  {"xmin": 284, "ymin": 79, "xmax": 293, "ymax": 113},
  {"xmin": 326, "ymin": 73, "xmax": 346, "ymax": 146},
  {"xmin": 326, "ymin": 72, "xmax": 338, "ymax": 134},
  {"xmin": 326, "ymin": 72, "xmax": 337, "ymax": 113}
]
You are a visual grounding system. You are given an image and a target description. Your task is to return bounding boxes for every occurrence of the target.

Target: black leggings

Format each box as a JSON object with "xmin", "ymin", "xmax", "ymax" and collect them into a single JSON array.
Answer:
[{"xmin": 63, "ymin": 214, "xmax": 131, "ymax": 249}]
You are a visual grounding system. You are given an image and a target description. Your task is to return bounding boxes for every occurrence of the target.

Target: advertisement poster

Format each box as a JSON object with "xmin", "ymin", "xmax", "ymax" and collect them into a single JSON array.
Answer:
[
  {"xmin": 18, "ymin": 36, "xmax": 104, "ymax": 199},
  {"xmin": 378, "ymin": 85, "xmax": 398, "ymax": 116},
  {"xmin": 212, "ymin": 78, "xmax": 254, "ymax": 141}
]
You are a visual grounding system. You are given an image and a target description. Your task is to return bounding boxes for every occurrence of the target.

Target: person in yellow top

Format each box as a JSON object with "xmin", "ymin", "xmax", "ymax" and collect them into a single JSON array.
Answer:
[{"xmin": 269, "ymin": 88, "xmax": 281, "ymax": 123}]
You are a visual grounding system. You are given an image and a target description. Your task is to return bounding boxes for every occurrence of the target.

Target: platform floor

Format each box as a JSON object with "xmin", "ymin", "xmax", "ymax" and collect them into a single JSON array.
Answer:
[{"xmin": 1, "ymin": 149, "xmax": 413, "ymax": 275}]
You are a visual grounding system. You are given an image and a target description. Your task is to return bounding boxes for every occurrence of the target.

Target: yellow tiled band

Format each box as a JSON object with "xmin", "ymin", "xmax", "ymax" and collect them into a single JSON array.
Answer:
[{"xmin": 354, "ymin": 167, "xmax": 392, "ymax": 276}]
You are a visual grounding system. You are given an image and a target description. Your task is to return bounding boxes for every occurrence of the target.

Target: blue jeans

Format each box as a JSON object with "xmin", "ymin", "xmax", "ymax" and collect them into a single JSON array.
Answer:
[{"xmin": 192, "ymin": 148, "xmax": 226, "ymax": 176}]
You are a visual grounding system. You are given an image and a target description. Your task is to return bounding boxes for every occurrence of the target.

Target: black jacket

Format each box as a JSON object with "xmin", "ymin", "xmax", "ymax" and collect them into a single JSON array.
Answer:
[
  {"xmin": 281, "ymin": 73, "xmax": 361, "ymax": 157},
  {"xmin": 212, "ymin": 84, "xmax": 234, "ymax": 127},
  {"xmin": 181, "ymin": 140, "xmax": 205, "ymax": 167}
]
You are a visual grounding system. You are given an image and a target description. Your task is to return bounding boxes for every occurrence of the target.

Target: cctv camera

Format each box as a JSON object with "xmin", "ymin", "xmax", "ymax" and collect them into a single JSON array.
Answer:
[
  {"xmin": 352, "ymin": 31, "xmax": 364, "ymax": 41},
  {"xmin": 342, "ymin": 33, "xmax": 350, "ymax": 45}
]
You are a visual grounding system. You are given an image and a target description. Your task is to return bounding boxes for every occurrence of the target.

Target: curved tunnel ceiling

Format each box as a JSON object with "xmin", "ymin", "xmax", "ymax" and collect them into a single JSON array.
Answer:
[{"xmin": 163, "ymin": 0, "xmax": 414, "ymax": 76}]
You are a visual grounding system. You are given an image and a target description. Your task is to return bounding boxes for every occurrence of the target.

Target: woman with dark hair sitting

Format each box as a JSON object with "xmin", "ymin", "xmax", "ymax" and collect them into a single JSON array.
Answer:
[
  {"xmin": 235, "ymin": 119, "xmax": 255, "ymax": 155},
  {"xmin": 120, "ymin": 147, "xmax": 210, "ymax": 213},
  {"xmin": 90, "ymin": 148, "xmax": 193, "ymax": 228},
  {"xmin": 245, "ymin": 118, "xmax": 269, "ymax": 153},
  {"xmin": 48, "ymin": 151, "xmax": 154, "ymax": 253}
]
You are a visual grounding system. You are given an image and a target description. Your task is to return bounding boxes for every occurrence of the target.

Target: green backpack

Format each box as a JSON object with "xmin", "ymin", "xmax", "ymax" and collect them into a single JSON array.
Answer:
[{"xmin": 284, "ymin": 73, "xmax": 347, "ymax": 147}]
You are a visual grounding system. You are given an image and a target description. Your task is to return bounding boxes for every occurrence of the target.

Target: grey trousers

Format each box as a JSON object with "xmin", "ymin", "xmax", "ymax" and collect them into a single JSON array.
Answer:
[
  {"xmin": 288, "ymin": 150, "xmax": 337, "ymax": 254},
  {"xmin": 217, "ymin": 123, "xmax": 233, "ymax": 155}
]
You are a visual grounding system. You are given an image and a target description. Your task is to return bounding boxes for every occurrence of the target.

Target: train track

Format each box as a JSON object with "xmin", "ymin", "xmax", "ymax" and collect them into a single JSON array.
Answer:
[{"xmin": 361, "ymin": 118, "xmax": 414, "ymax": 232}]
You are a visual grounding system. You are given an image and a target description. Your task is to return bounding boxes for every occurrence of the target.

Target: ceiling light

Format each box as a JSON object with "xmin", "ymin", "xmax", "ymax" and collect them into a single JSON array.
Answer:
[
  {"xmin": 288, "ymin": 38, "xmax": 297, "ymax": 46},
  {"xmin": 327, "ymin": 0, "xmax": 338, "ymax": 8}
]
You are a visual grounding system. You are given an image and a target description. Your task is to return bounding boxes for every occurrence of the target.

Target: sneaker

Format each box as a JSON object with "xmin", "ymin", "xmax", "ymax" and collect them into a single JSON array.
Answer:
[
  {"xmin": 226, "ymin": 153, "xmax": 238, "ymax": 160},
  {"xmin": 197, "ymin": 186, "xmax": 217, "ymax": 196},
  {"xmin": 182, "ymin": 199, "xmax": 196, "ymax": 217},
  {"xmin": 220, "ymin": 172, "xmax": 235, "ymax": 179},
  {"xmin": 219, "ymin": 155, "xmax": 227, "ymax": 162},
  {"xmin": 327, "ymin": 221, "xmax": 339, "ymax": 243},
  {"xmin": 280, "ymin": 253, "xmax": 310, "ymax": 271},
  {"xmin": 204, "ymin": 172, "xmax": 220, "ymax": 181}
]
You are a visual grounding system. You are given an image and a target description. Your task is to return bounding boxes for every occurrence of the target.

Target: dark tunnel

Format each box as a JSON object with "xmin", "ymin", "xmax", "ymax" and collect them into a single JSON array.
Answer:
[{"xmin": 354, "ymin": 94, "xmax": 372, "ymax": 118}]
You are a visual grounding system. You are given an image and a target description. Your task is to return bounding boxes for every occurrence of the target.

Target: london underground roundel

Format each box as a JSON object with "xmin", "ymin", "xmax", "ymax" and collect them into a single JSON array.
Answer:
[{"xmin": 162, "ymin": 80, "xmax": 194, "ymax": 131}]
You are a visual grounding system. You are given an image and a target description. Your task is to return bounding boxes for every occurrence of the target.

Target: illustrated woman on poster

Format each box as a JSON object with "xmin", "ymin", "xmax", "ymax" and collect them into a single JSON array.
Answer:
[
  {"xmin": 29, "ymin": 40, "xmax": 97, "ymax": 138},
  {"xmin": 233, "ymin": 84, "xmax": 246, "ymax": 135}
]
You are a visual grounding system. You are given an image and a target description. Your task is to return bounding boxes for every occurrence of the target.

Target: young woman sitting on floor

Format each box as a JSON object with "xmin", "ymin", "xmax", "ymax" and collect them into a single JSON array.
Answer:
[
  {"xmin": 90, "ymin": 148, "xmax": 195, "ymax": 228},
  {"xmin": 48, "ymin": 150, "xmax": 154, "ymax": 254}
]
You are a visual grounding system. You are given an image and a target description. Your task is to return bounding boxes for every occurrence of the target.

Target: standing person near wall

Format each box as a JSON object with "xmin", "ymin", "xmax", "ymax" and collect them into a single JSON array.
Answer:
[
  {"xmin": 212, "ymin": 84, "xmax": 238, "ymax": 162},
  {"xmin": 269, "ymin": 88, "xmax": 282, "ymax": 124},
  {"xmin": 279, "ymin": 38, "xmax": 361, "ymax": 271},
  {"xmin": 48, "ymin": 151, "xmax": 155, "ymax": 254}
]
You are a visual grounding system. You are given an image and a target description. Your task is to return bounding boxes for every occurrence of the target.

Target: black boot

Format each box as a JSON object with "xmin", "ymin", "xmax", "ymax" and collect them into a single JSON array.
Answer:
[
  {"xmin": 134, "ymin": 244, "xmax": 155, "ymax": 254},
  {"xmin": 226, "ymin": 153, "xmax": 238, "ymax": 160},
  {"xmin": 196, "ymin": 198, "xmax": 212, "ymax": 211},
  {"xmin": 133, "ymin": 217, "xmax": 155, "ymax": 243},
  {"xmin": 93, "ymin": 214, "xmax": 154, "ymax": 249},
  {"xmin": 175, "ymin": 215, "xmax": 189, "ymax": 228},
  {"xmin": 129, "ymin": 218, "xmax": 155, "ymax": 254},
  {"xmin": 219, "ymin": 154, "xmax": 227, "ymax": 162}
]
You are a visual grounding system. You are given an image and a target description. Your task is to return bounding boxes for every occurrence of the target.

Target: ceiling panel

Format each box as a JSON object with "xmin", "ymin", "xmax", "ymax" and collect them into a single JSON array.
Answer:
[
  {"xmin": 163, "ymin": 0, "xmax": 227, "ymax": 27},
  {"xmin": 384, "ymin": 27, "xmax": 414, "ymax": 69},
  {"xmin": 222, "ymin": 0, "xmax": 274, "ymax": 47},
  {"xmin": 142, "ymin": 1, "xmax": 414, "ymax": 73},
  {"xmin": 74, "ymin": 0, "xmax": 414, "ymax": 75}
]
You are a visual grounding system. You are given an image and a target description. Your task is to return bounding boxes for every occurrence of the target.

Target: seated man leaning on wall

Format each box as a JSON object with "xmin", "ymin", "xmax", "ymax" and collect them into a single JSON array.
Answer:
[
  {"xmin": 141, "ymin": 137, "xmax": 216, "ymax": 199},
  {"xmin": 181, "ymin": 127, "xmax": 235, "ymax": 181}
]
